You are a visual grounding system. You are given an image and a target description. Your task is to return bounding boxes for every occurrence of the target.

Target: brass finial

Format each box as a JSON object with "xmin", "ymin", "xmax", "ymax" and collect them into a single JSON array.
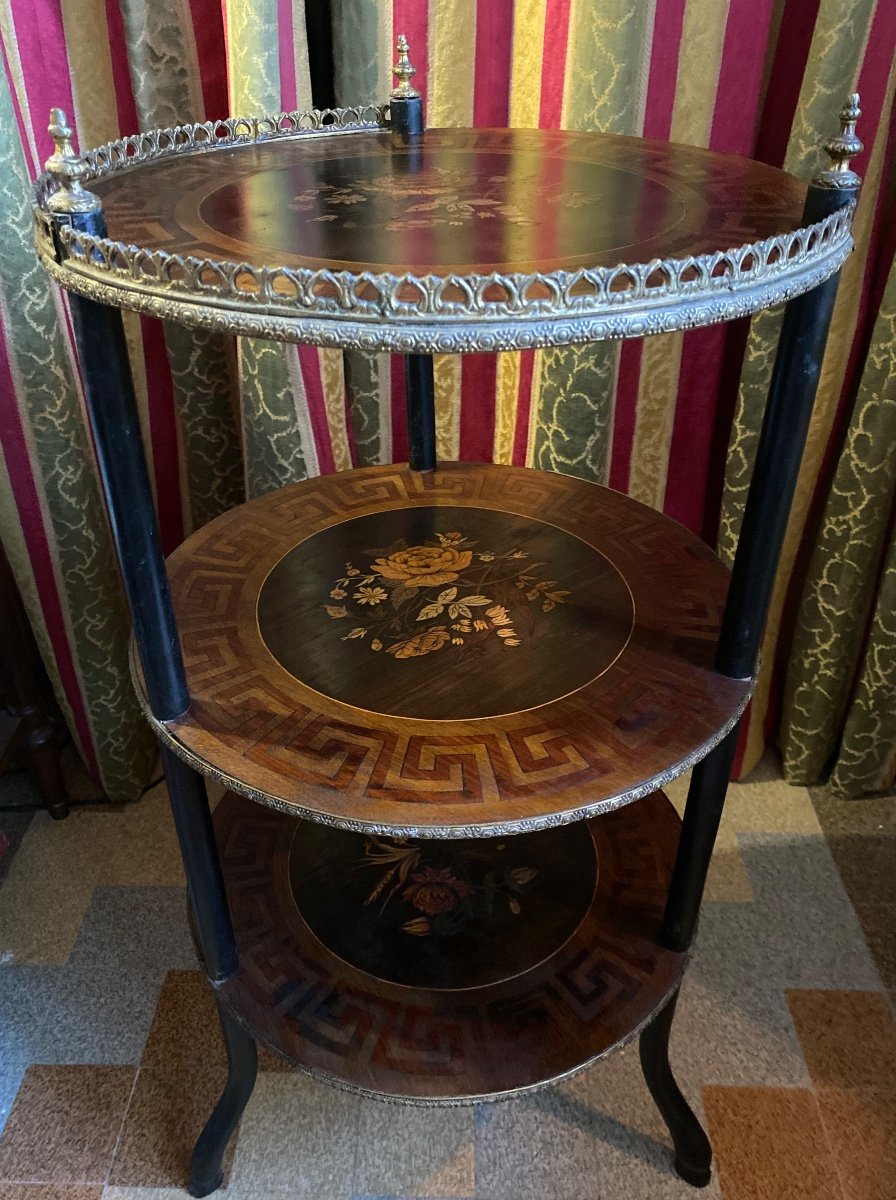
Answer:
[
  {"xmin": 814, "ymin": 92, "xmax": 863, "ymax": 189},
  {"xmin": 45, "ymin": 107, "xmax": 101, "ymax": 214},
  {"xmin": 391, "ymin": 34, "xmax": 420, "ymax": 100}
]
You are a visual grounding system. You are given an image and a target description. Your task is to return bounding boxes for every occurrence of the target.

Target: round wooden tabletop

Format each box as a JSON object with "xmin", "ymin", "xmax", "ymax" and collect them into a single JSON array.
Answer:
[
  {"xmin": 92, "ymin": 128, "xmax": 807, "ymax": 276},
  {"xmin": 137, "ymin": 462, "xmax": 752, "ymax": 837},
  {"xmin": 213, "ymin": 786, "xmax": 686, "ymax": 1102},
  {"xmin": 35, "ymin": 117, "xmax": 855, "ymax": 350}
]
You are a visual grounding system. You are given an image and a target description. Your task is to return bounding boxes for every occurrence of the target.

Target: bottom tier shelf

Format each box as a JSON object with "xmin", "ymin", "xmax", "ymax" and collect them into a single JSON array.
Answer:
[{"xmin": 212, "ymin": 789, "xmax": 686, "ymax": 1104}]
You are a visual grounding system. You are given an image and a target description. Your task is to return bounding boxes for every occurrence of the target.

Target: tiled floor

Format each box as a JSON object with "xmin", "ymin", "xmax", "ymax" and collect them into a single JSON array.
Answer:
[{"xmin": 0, "ymin": 752, "xmax": 893, "ymax": 1200}]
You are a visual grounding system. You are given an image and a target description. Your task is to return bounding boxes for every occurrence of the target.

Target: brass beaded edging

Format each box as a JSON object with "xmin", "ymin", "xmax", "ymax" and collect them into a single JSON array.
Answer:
[
  {"xmin": 128, "ymin": 638, "xmax": 755, "ymax": 840},
  {"xmin": 212, "ymin": 956, "xmax": 688, "ymax": 1107},
  {"xmin": 36, "ymin": 209, "xmax": 853, "ymax": 352}
]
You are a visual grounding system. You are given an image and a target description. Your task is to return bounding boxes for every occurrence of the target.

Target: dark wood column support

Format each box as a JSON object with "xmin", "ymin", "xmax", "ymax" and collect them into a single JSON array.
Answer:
[
  {"xmin": 642, "ymin": 112, "xmax": 862, "ymax": 1188},
  {"xmin": 188, "ymin": 995, "xmax": 258, "ymax": 1197},
  {"xmin": 640, "ymin": 991, "xmax": 712, "ymax": 1187},
  {"xmin": 389, "ymin": 39, "xmax": 434, "ymax": 474},
  {"xmin": 660, "ymin": 176, "xmax": 859, "ymax": 956},
  {"xmin": 60, "ymin": 266, "xmax": 239, "ymax": 985},
  {"xmin": 46, "ymin": 119, "xmax": 252, "ymax": 1186},
  {"xmin": 405, "ymin": 353, "xmax": 437, "ymax": 471}
]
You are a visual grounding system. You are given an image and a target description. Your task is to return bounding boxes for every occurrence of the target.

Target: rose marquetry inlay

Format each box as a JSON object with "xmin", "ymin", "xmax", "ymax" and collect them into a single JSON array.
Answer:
[
  {"xmin": 258, "ymin": 507, "xmax": 632, "ymax": 719},
  {"xmin": 140, "ymin": 463, "xmax": 752, "ymax": 836}
]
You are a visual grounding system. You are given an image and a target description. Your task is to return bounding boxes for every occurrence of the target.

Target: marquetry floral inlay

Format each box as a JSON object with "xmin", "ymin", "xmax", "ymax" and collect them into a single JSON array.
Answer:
[
  {"xmin": 324, "ymin": 530, "xmax": 569, "ymax": 659},
  {"xmin": 359, "ymin": 834, "xmax": 539, "ymax": 938},
  {"xmin": 291, "ymin": 165, "xmax": 590, "ymax": 230}
]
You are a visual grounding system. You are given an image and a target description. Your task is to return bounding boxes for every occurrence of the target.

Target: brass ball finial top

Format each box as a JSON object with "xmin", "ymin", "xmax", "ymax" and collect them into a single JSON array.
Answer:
[
  {"xmin": 391, "ymin": 33, "xmax": 420, "ymax": 100},
  {"xmin": 814, "ymin": 92, "xmax": 863, "ymax": 189},
  {"xmin": 45, "ymin": 106, "xmax": 101, "ymax": 214}
]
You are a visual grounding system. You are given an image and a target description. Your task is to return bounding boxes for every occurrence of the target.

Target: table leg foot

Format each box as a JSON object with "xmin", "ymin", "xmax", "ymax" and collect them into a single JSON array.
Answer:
[
  {"xmin": 188, "ymin": 995, "xmax": 258, "ymax": 1196},
  {"xmin": 640, "ymin": 991, "xmax": 712, "ymax": 1189}
]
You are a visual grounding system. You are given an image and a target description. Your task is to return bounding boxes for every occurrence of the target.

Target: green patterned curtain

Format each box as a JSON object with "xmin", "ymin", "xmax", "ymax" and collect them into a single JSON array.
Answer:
[
  {"xmin": 782, "ymin": 258, "xmax": 896, "ymax": 795},
  {"xmin": 0, "ymin": 0, "xmax": 894, "ymax": 801}
]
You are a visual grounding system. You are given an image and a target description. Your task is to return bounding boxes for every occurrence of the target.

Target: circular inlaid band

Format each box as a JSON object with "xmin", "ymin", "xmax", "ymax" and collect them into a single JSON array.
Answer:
[
  {"xmin": 214, "ymin": 787, "xmax": 686, "ymax": 1103},
  {"xmin": 135, "ymin": 463, "xmax": 752, "ymax": 838},
  {"xmin": 34, "ymin": 118, "xmax": 855, "ymax": 349},
  {"xmin": 190, "ymin": 142, "xmax": 688, "ymax": 273}
]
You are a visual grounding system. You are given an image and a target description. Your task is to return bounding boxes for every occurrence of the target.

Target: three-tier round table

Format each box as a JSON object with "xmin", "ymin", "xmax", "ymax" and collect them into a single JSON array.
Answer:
[{"xmin": 32, "ymin": 53, "xmax": 862, "ymax": 1195}]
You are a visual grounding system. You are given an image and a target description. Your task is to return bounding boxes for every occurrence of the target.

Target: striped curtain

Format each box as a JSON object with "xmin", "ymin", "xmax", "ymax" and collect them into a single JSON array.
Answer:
[{"xmin": 0, "ymin": 1, "xmax": 893, "ymax": 800}]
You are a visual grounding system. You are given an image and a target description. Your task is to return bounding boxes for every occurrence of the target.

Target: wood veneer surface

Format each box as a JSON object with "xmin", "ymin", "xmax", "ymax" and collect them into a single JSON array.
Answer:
[
  {"xmin": 213, "ymin": 787, "xmax": 686, "ymax": 1101},
  {"xmin": 143, "ymin": 463, "xmax": 750, "ymax": 834},
  {"xmin": 93, "ymin": 128, "xmax": 807, "ymax": 276}
]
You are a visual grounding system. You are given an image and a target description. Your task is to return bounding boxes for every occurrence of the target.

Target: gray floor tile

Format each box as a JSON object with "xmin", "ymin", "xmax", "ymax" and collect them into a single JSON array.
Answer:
[
  {"xmin": 670, "ymin": 973, "xmax": 810, "ymax": 1089},
  {"xmin": 354, "ymin": 1103, "xmax": 474, "ymax": 1197},
  {"xmin": 476, "ymin": 1084, "xmax": 678, "ymax": 1200},
  {"xmin": 68, "ymin": 887, "xmax": 197, "ymax": 973},
  {"xmin": 226, "ymin": 1073, "xmax": 360, "ymax": 1199},
  {"xmin": 0, "ymin": 1060, "xmax": 26, "ymax": 1135},
  {"xmin": 692, "ymin": 834, "xmax": 882, "ymax": 990},
  {"xmin": 0, "ymin": 887, "xmax": 195, "ymax": 1069}
]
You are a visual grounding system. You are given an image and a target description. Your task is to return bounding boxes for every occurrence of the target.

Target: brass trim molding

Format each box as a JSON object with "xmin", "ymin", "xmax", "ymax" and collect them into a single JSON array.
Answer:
[
  {"xmin": 214, "ymin": 966, "xmax": 687, "ymax": 1107},
  {"xmin": 32, "ymin": 106, "xmax": 856, "ymax": 351},
  {"xmin": 129, "ymin": 639, "xmax": 755, "ymax": 840}
]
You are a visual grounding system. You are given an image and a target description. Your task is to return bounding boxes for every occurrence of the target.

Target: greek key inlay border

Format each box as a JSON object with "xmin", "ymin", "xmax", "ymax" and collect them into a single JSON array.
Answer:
[{"xmin": 131, "ymin": 645, "xmax": 755, "ymax": 840}]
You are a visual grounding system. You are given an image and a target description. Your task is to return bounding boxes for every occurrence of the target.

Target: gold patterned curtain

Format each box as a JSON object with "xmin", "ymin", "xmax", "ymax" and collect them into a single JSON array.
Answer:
[{"xmin": 0, "ymin": 0, "xmax": 893, "ymax": 800}]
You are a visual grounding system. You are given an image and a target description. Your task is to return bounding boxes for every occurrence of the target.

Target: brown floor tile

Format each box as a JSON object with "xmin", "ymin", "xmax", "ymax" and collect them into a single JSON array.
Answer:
[
  {"xmin": 850, "ymin": 902, "xmax": 896, "ymax": 1000},
  {"xmin": 810, "ymin": 788, "xmax": 896, "ymax": 838},
  {"xmin": 817, "ymin": 1087, "xmax": 896, "ymax": 1200},
  {"xmin": 139, "ymin": 968, "xmax": 290, "ymax": 1077},
  {"xmin": 0, "ymin": 1187, "xmax": 103, "ymax": 1199},
  {"xmin": 139, "ymin": 971, "xmax": 226, "ymax": 1076},
  {"xmin": 255, "ymin": 1043, "xmax": 294, "ymax": 1073},
  {"xmin": 703, "ymin": 1086, "xmax": 842, "ymax": 1200},
  {"xmin": 787, "ymin": 990, "xmax": 896, "ymax": 1090},
  {"xmin": 824, "ymin": 835, "xmax": 896, "ymax": 909},
  {"xmin": 107, "ymin": 1067, "xmax": 232, "ymax": 1190},
  {"xmin": 0, "ymin": 1066, "xmax": 135, "ymax": 1185}
]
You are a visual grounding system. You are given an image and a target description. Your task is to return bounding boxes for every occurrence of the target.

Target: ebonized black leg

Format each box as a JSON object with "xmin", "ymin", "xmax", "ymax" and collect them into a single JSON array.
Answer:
[
  {"xmin": 189, "ymin": 996, "xmax": 258, "ymax": 1197},
  {"xmin": 405, "ymin": 352, "xmax": 436, "ymax": 471},
  {"xmin": 640, "ymin": 992, "xmax": 712, "ymax": 1188},
  {"xmin": 62, "ymin": 284, "xmax": 245, "ymax": 1190},
  {"xmin": 161, "ymin": 747, "xmax": 238, "ymax": 982}
]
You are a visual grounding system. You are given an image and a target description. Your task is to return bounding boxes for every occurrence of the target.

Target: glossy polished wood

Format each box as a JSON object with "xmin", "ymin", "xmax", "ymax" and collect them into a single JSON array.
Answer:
[
  {"xmin": 138, "ymin": 463, "xmax": 751, "ymax": 836},
  {"xmin": 93, "ymin": 128, "xmax": 808, "ymax": 276},
  {"xmin": 213, "ymin": 786, "xmax": 686, "ymax": 1102},
  {"xmin": 256, "ymin": 503, "xmax": 634, "ymax": 719}
]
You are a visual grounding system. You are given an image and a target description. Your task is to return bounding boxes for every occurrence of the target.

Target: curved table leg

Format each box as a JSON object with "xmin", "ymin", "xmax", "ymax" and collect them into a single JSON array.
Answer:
[
  {"xmin": 188, "ymin": 996, "xmax": 258, "ymax": 1197},
  {"xmin": 639, "ymin": 991, "xmax": 712, "ymax": 1188}
]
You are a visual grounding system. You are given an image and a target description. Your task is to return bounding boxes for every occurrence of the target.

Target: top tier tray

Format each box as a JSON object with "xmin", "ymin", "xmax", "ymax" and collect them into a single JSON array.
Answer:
[{"xmin": 32, "ymin": 107, "xmax": 854, "ymax": 352}]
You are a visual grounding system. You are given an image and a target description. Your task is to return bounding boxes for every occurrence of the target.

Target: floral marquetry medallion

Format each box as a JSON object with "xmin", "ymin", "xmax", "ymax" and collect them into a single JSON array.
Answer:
[
  {"xmin": 322, "ymin": 528, "xmax": 572, "ymax": 663},
  {"xmin": 289, "ymin": 163, "xmax": 591, "ymax": 233},
  {"xmin": 151, "ymin": 462, "xmax": 751, "ymax": 833},
  {"xmin": 257, "ymin": 506, "xmax": 633, "ymax": 719},
  {"xmin": 289, "ymin": 817, "xmax": 597, "ymax": 988}
]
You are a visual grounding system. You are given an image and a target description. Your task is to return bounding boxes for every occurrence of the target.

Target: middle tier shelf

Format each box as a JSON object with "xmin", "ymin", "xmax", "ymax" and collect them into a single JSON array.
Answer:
[
  {"xmin": 211, "ymin": 786, "xmax": 686, "ymax": 1103},
  {"xmin": 138, "ymin": 461, "xmax": 751, "ymax": 836}
]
